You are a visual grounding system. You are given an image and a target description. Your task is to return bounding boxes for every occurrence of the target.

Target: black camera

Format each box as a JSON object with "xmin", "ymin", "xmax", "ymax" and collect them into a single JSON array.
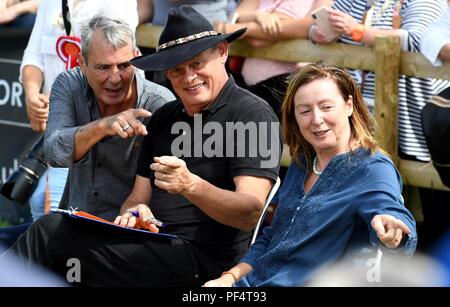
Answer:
[{"xmin": 0, "ymin": 136, "xmax": 48, "ymax": 205}]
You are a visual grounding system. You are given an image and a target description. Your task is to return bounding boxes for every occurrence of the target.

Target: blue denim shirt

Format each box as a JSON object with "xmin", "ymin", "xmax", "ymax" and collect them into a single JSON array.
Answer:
[{"xmin": 235, "ymin": 148, "xmax": 418, "ymax": 287}]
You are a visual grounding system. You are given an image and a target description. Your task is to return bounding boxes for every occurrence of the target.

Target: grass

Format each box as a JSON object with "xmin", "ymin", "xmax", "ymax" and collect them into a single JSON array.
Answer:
[{"xmin": 0, "ymin": 219, "xmax": 12, "ymax": 227}]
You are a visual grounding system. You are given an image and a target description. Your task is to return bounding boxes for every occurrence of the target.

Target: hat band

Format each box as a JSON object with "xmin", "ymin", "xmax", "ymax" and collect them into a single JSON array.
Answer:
[{"xmin": 156, "ymin": 30, "xmax": 220, "ymax": 52}]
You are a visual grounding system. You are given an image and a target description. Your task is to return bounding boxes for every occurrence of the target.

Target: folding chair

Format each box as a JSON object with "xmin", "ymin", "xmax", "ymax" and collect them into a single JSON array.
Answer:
[{"xmin": 250, "ymin": 177, "xmax": 281, "ymax": 245}]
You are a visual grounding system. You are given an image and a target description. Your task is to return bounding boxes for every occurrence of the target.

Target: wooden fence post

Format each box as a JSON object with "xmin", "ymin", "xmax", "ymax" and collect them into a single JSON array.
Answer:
[{"xmin": 374, "ymin": 36, "xmax": 401, "ymax": 166}]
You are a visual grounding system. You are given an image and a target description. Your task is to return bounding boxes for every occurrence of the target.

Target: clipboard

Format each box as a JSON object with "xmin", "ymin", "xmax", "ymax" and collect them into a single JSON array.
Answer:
[{"xmin": 52, "ymin": 208, "xmax": 178, "ymax": 239}]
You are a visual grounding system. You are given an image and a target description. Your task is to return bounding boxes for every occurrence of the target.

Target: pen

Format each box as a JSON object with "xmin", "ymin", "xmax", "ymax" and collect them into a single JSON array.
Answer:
[{"xmin": 129, "ymin": 210, "xmax": 166, "ymax": 227}]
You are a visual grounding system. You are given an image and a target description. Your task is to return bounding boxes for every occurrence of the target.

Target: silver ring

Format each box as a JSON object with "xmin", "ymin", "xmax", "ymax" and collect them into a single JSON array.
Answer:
[
  {"xmin": 122, "ymin": 124, "xmax": 130, "ymax": 132},
  {"xmin": 162, "ymin": 173, "xmax": 166, "ymax": 181}
]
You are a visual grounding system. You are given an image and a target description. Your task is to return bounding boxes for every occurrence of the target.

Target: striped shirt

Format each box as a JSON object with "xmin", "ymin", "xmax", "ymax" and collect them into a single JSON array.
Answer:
[{"xmin": 333, "ymin": 0, "xmax": 449, "ymax": 161}]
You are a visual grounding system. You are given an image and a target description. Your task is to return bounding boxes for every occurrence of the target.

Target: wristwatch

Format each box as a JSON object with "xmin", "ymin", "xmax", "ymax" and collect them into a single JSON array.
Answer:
[{"xmin": 351, "ymin": 24, "xmax": 365, "ymax": 42}]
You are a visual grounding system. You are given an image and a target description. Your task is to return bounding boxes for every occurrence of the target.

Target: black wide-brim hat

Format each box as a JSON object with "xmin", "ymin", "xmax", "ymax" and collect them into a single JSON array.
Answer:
[{"xmin": 131, "ymin": 5, "xmax": 246, "ymax": 72}]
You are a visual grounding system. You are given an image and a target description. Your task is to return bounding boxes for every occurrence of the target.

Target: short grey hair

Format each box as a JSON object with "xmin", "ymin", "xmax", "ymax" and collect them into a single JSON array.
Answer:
[{"xmin": 81, "ymin": 14, "xmax": 137, "ymax": 63}]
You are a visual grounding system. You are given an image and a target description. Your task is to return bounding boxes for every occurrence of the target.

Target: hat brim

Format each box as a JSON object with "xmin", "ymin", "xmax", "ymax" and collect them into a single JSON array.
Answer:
[{"xmin": 132, "ymin": 28, "xmax": 246, "ymax": 72}]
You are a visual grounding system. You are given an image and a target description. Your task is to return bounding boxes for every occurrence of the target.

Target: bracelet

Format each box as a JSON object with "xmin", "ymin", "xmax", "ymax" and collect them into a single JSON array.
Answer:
[
  {"xmin": 351, "ymin": 24, "xmax": 365, "ymax": 42},
  {"xmin": 221, "ymin": 271, "xmax": 238, "ymax": 282}
]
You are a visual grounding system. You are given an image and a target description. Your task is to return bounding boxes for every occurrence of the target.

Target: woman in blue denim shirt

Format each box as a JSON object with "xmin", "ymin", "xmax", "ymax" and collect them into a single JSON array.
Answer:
[{"xmin": 204, "ymin": 63, "xmax": 417, "ymax": 287}]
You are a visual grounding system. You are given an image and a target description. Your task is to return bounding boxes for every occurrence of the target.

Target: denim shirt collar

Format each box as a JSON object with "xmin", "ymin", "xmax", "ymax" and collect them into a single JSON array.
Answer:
[{"xmin": 297, "ymin": 148, "xmax": 370, "ymax": 195}]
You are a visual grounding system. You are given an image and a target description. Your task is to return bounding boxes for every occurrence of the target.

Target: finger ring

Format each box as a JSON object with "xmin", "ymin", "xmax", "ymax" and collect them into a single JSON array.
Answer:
[
  {"xmin": 162, "ymin": 173, "xmax": 166, "ymax": 181},
  {"xmin": 122, "ymin": 124, "xmax": 130, "ymax": 132}
]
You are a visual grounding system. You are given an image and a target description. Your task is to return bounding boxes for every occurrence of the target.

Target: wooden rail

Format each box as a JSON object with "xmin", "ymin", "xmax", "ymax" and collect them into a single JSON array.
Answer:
[{"xmin": 136, "ymin": 24, "xmax": 450, "ymax": 191}]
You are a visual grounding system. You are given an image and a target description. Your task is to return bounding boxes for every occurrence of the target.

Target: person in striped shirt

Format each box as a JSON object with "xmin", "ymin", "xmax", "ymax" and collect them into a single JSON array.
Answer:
[
  {"xmin": 309, "ymin": 0, "xmax": 449, "ymax": 162},
  {"xmin": 420, "ymin": 0, "xmax": 450, "ymax": 67}
]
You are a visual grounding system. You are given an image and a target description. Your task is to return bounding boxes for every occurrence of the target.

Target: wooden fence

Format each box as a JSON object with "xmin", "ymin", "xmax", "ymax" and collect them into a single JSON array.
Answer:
[{"xmin": 136, "ymin": 24, "xmax": 450, "ymax": 192}]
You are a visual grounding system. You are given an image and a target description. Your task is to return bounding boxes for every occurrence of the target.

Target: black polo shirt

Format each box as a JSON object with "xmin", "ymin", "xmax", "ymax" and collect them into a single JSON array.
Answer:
[{"xmin": 136, "ymin": 76, "xmax": 281, "ymax": 264}]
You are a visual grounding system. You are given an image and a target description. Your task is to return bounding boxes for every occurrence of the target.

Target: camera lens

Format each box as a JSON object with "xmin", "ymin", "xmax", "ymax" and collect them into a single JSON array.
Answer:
[
  {"xmin": 0, "ymin": 136, "xmax": 47, "ymax": 205},
  {"xmin": 0, "ymin": 166, "xmax": 39, "ymax": 204}
]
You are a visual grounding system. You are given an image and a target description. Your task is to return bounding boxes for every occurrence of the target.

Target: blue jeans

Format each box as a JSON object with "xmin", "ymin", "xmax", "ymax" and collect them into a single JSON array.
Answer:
[
  {"xmin": 0, "ymin": 223, "xmax": 31, "ymax": 253},
  {"xmin": 28, "ymin": 167, "xmax": 68, "ymax": 221}
]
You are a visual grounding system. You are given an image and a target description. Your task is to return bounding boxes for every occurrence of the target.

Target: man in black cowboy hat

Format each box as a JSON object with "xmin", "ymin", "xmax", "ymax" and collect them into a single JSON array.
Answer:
[{"xmin": 4, "ymin": 6, "xmax": 281, "ymax": 286}]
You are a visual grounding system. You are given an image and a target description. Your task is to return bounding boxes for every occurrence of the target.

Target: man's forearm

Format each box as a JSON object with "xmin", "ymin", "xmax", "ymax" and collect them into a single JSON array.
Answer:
[
  {"xmin": 73, "ymin": 108, "xmax": 151, "ymax": 162},
  {"xmin": 73, "ymin": 120, "xmax": 108, "ymax": 162},
  {"xmin": 438, "ymin": 43, "xmax": 450, "ymax": 63},
  {"xmin": 120, "ymin": 176, "xmax": 152, "ymax": 215},
  {"xmin": 182, "ymin": 176, "xmax": 271, "ymax": 232}
]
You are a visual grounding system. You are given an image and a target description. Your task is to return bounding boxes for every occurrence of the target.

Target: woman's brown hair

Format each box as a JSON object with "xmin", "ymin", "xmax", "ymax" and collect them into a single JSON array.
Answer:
[{"xmin": 281, "ymin": 63, "xmax": 380, "ymax": 172}]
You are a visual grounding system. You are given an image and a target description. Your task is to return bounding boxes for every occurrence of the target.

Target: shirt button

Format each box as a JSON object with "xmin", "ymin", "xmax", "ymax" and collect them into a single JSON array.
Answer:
[
  {"xmin": 94, "ymin": 192, "xmax": 99, "ymax": 197},
  {"xmin": 97, "ymin": 163, "xmax": 102, "ymax": 168}
]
